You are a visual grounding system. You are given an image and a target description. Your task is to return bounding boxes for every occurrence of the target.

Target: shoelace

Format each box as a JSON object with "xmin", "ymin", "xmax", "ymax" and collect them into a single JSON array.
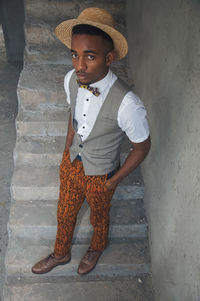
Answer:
[
  {"xmin": 76, "ymin": 80, "xmax": 100, "ymax": 97},
  {"xmin": 84, "ymin": 248, "xmax": 97, "ymax": 261},
  {"xmin": 43, "ymin": 253, "xmax": 54, "ymax": 263},
  {"xmin": 49, "ymin": 253, "xmax": 64, "ymax": 261}
]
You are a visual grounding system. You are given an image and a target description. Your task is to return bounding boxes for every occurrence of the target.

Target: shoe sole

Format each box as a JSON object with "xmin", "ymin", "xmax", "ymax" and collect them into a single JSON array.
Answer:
[{"xmin": 31, "ymin": 257, "xmax": 71, "ymax": 275}]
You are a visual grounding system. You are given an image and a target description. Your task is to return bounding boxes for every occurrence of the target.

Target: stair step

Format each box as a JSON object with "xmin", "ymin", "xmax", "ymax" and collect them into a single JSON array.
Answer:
[
  {"xmin": 5, "ymin": 237, "xmax": 150, "ymax": 283},
  {"xmin": 16, "ymin": 108, "xmax": 69, "ymax": 137},
  {"xmin": 24, "ymin": 44, "xmax": 72, "ymax": 65},
  {"xmin": 8, "ymin": 200, "xmax": 147, "ymax": 240},
  {"xmin": 24, "ymin": 45, "xmax": 130, "ymax": 71},
  {"xmin": 18, "ymin": 64, "xmax": 132, "ymax": 111},
  {"xmin": 24, "ymin": 0, "xmax": 125, "ymax": 22},
  {"xmin": 24, "ymin": 0, "xmax": 79, "ymax": 22},
  {"xmin": 11, "ymin": 165, "xmax": 144, "ymax": 201},
  {"xmin": 14, "ymin": 135, "xmax": 132, "ymax": 166},
  {"xmin": 17, "ymin": 107, "xmax": 69, "ymax": 122},
  {"xmin": 18, "ymin": 64, "xmax": 69, "ymax": 110},
  {"xmin": 24, "ymin": 15, "xmax": 126, "ymax": 48},
  {"xmin": 3, "ymin": 276, "xmax": 154, "ymax": 301},
  {"xmin": 14, "ymin": 136, "xmax": 65, "ymax": 166},
  {"xmin": 24, "ymin": 19, "xmax": 60, "ymax": 47},
  {"xmin": 16, "ymin": 120, "xmax": 68, "ymax": 136}
]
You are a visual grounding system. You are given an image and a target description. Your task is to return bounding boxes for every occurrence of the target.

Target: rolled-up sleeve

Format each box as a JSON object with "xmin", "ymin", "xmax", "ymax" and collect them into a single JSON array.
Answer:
[
  {"xmin": 118, "ymin": 91, "xmax": 150, "ymax": 143},
  {"xmin": 64, "ymin": 69, "xmax": 75, "ymax": 105}
]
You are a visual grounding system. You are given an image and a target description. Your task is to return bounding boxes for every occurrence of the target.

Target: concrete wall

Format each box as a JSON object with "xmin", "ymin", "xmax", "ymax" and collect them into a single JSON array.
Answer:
[
  {"xmin": 0, "ymin": 0, "xmax": 25, "ymax": 62},
  {"xmin": 0, "ymin": 25, "xmax": 5, "ymax": 49},
  {"xmin": 126, "ymin": 0, "xmax": 200, "ymax": 300}
]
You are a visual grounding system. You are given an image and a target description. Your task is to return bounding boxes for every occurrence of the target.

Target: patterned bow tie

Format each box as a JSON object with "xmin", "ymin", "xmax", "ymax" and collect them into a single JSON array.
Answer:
[{"xmin": 76, "ymin": 80, "xmax": 100, "ymax": 97}]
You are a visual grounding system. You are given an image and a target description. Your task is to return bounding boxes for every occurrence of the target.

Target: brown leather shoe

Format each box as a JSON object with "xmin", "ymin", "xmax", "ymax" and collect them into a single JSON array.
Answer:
[
  {"xmin": 77, "ymin": 248, "xmax": 102, "ymax": 275},
  {"xmin": 31, "ymin": 252, "xmax": 71, "ymax": 274}
]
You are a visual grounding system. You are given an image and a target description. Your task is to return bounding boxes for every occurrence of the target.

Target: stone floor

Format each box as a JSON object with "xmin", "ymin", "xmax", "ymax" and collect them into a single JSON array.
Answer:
[{"xmin": 0, "ymin": 49, "xmax": 22, "ymax": 301}]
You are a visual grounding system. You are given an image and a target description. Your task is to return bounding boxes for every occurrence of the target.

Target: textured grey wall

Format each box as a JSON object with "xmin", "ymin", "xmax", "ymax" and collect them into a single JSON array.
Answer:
[
  {"xmin": 0, "ymin": 0, "xmax": 25, "ymax": 62},
  {"xmin": 126, "ymin": 0, "xmax": 200, "ymax": 300},
  {"xmin": 0, "ymin": 25, "xmax": 5, "ymax": 48}
]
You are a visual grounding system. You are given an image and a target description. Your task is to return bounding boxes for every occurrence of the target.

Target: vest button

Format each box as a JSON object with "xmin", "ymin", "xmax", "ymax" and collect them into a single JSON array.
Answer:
[{"xmin": 79, "ymin": 144, "xmax": 83, "ymax": 148}]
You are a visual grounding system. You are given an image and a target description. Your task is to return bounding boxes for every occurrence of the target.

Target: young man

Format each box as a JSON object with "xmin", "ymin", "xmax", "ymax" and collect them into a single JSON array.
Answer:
[{"xmin": 32, "ymin": 7, "xmax": 150, "ymax": 276}]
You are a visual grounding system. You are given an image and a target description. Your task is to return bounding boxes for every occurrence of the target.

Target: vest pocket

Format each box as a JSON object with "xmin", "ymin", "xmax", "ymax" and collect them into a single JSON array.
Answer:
[{"xmin": 99, "ymin": 116, "xmax": 118, "ymax": 130}]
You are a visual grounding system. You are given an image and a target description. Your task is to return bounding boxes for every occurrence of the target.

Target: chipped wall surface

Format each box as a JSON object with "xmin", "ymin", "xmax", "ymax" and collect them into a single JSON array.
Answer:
[
  {"xmin": 0, "ymin": 25, "xmax": 5, "ymax": 49},
  {"xmin": 126, "ymin": 0, "xmax": 200, "ymax": 300},
  {"xmin": 0, "ymin": 0, "xmax": 25, "ymax": 62}
]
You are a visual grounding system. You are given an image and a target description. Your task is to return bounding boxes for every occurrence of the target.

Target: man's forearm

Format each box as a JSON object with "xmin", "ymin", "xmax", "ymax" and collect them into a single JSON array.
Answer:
[
  {"xmin": 106, "ymin": 136, "xmax": 151, "ymax": 189},
  {"xmin": 64, "ymin": 113, "xmax": 75, "ymax": 151}
]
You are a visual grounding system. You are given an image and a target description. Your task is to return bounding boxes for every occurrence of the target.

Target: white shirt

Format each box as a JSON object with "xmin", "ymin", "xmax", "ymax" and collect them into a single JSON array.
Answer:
[{"xmin": 64, "ymin": 69, "xmax": 150, "ymax": 143}]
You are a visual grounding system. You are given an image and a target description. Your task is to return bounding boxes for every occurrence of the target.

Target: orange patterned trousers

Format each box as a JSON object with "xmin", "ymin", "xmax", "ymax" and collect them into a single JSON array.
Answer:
[{"xmin": 54, "ymin": 150, "xmax": 116, "ymax": 257}]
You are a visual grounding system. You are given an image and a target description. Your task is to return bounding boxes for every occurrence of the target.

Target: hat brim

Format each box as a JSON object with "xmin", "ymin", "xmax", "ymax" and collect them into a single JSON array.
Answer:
[{"xmin": 55, "ymin": 19, "xmax": 128, "ymax": 60}]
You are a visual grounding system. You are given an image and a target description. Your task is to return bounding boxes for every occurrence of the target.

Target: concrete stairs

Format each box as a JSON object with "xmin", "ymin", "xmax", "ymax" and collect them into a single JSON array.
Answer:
[{"xmin": 3, "ymin": 0, "xmax": 154, "ymax": 300}]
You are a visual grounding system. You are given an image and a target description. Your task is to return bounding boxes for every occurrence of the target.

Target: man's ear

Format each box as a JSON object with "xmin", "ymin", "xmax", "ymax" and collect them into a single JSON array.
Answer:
[{"xmin": 106, "ymin": 50, "xmax": 115, "ymax": 66}]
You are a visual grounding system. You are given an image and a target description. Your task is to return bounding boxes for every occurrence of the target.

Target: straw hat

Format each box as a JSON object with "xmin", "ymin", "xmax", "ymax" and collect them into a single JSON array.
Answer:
[{"xmin": 55, "ymin": 7, "xmax": 128, "ymax": 60}]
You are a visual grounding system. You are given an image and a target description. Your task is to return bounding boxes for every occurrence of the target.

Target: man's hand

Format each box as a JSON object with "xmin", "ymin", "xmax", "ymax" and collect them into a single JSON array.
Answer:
[
  {"xmin": 105, "ymin": 136, "xmax": 151, "ymax": 189},
  {"xmin": 105, "ymin": 178, "xmax": 118, "ymax": 191}
]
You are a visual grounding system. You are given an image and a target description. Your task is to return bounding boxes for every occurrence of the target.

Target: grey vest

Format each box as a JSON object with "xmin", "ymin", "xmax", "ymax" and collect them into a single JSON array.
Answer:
[{"xmin": 69, "ymin": 71, "xmax": 130, "ymax": 175}]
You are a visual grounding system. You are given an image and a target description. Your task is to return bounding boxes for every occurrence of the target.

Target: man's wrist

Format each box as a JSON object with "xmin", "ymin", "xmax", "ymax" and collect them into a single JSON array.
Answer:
[
  {"xmin": 108, "ymin": 171, "xmax": 122, "ymax": 186},
  {"xmin": 106, "ymin": 176, "xmax": 119, "ymax": 188}
]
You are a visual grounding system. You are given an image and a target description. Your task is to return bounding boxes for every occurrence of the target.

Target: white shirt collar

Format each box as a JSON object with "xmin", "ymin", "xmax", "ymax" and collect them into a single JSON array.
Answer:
[{"xmin": 90, "ymin": 69, "xmax": 117, "ymax": 93}]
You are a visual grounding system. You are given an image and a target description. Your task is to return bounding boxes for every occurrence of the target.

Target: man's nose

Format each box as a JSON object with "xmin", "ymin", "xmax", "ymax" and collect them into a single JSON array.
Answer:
[{"xmin": 76, "ymin": 57, "xmax": 87, "ymax": 71}]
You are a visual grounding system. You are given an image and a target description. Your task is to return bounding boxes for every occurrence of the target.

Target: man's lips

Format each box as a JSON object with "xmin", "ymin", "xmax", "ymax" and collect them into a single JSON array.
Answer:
[{"xmin": 77, "ymin": 73, "xmax": 88, "ymax": 80}]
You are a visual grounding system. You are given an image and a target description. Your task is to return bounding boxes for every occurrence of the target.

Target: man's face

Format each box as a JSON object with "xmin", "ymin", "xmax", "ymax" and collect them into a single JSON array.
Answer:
[{"xmin": 71, "ymin": 34, "xmax": 114, "ymax": 84}]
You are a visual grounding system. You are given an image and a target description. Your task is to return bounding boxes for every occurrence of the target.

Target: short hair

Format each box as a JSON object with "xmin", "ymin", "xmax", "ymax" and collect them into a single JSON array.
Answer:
[{"xmin": 72, "ymin": 24, "xmax": 114, "ymax": 51}]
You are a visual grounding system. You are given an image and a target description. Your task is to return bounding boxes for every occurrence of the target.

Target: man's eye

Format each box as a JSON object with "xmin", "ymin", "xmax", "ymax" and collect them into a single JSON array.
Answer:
[
  {"xmin": 88, "ymin": 55, "xmax": 95, "ymax": 60},
  {"xmin": 71, "ymin": 53, "xmax": 77, "ymax": 59}
]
